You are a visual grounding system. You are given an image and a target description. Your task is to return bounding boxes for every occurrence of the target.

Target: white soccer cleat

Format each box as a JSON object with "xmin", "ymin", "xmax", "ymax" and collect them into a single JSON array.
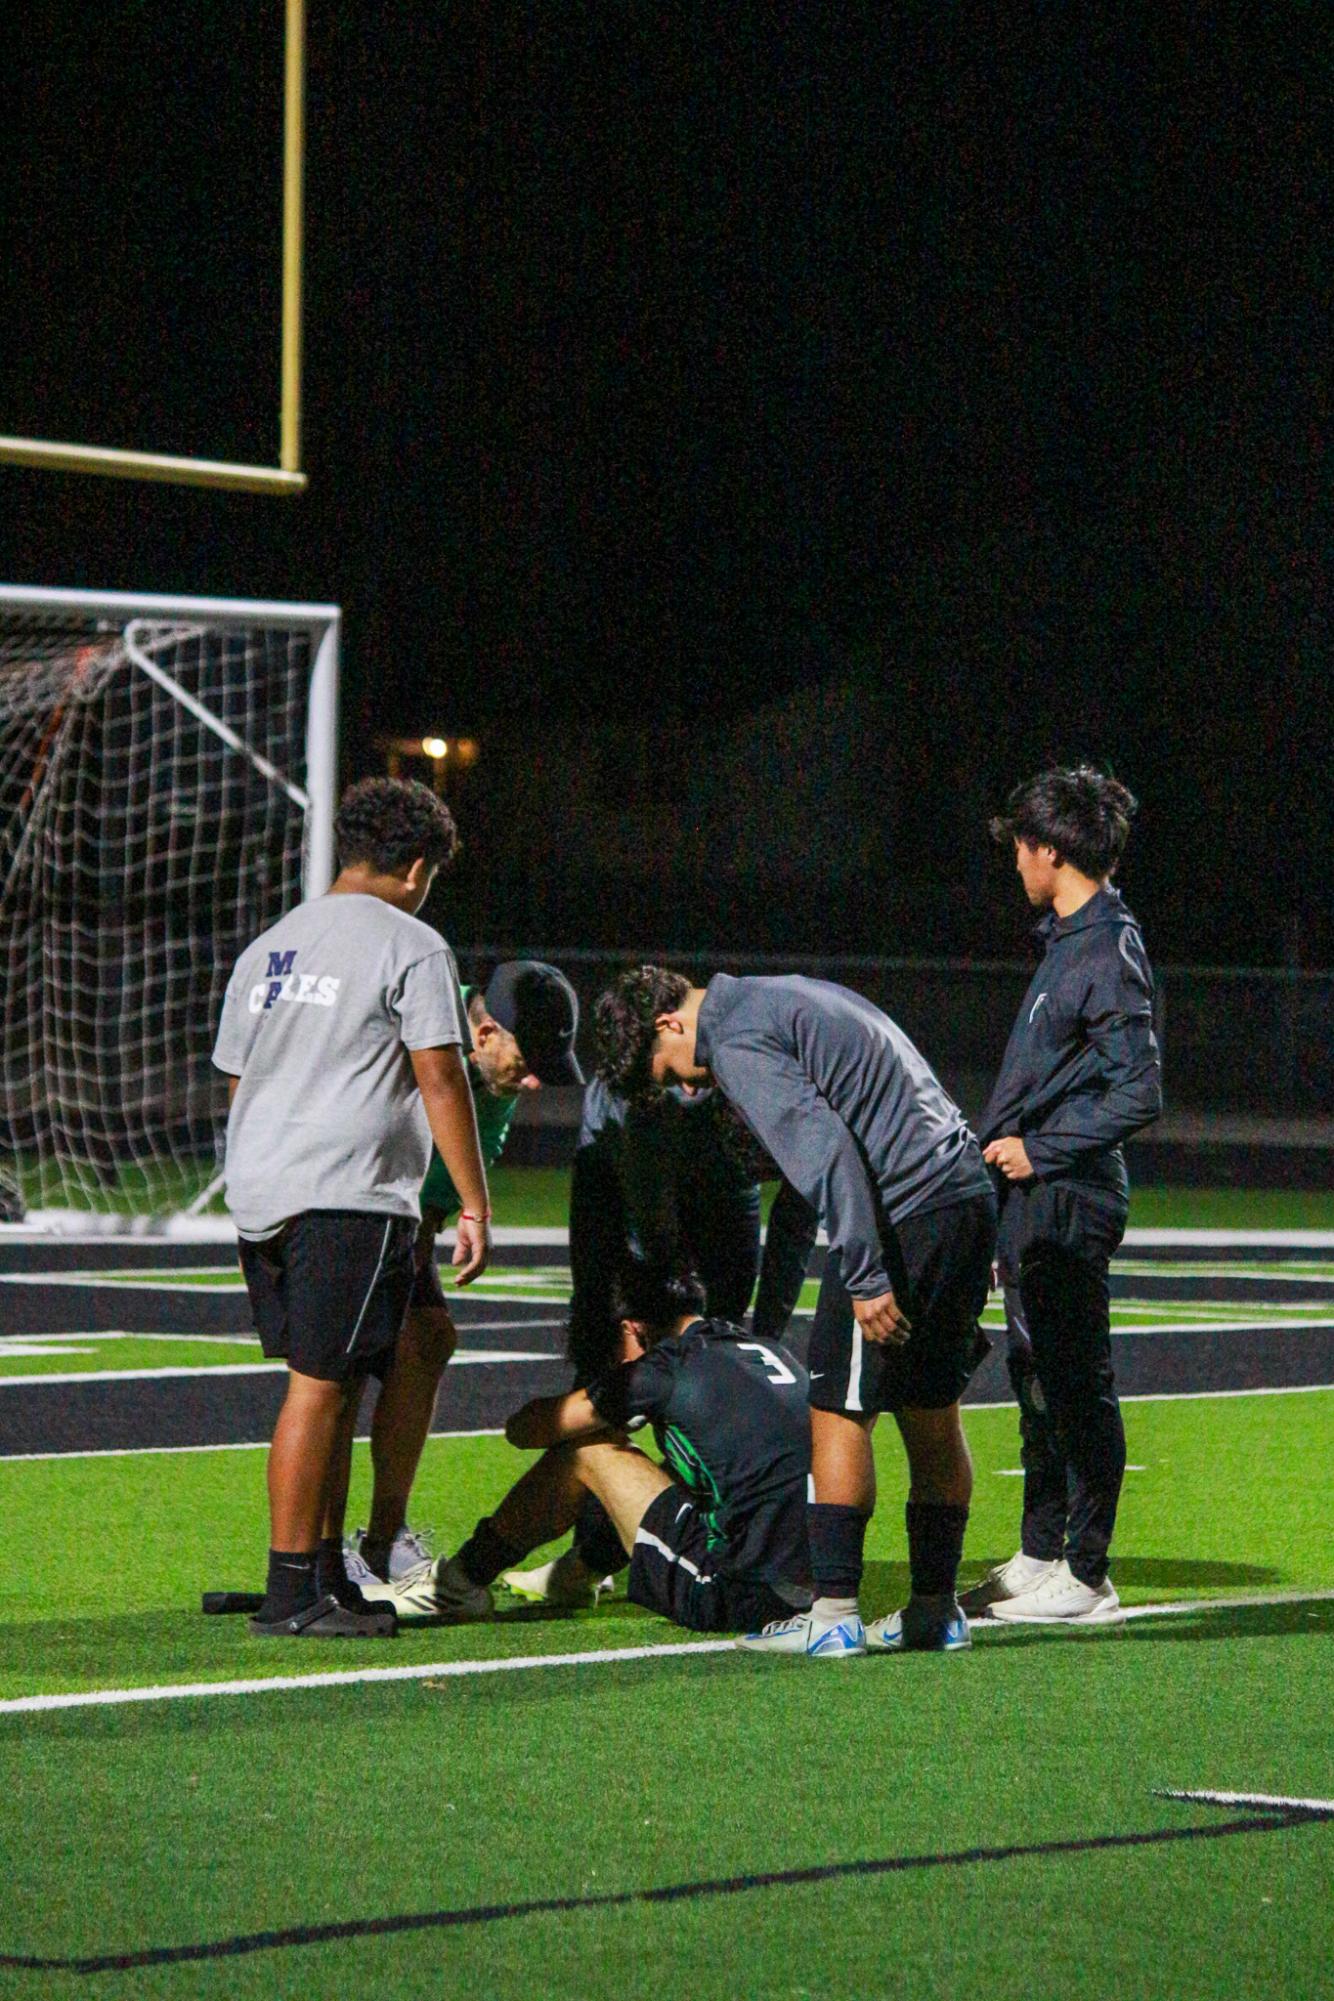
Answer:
[
  {"xmin": 500, "ymin": 1553, "xmax": 614, "ymax": 1608},
  {"xmin": 989, "ymin": 1559, "xmax": 1123, "ymax": 1625},
  {"xmin": 344, "ymin": 1524, "xmax": 438, "ymax": 1584},
  {"xmin": 958, "ymin": 1551, "xmax": 1059, "ymax": 1616},
  {"xmin": 355, "ymin": 1554, "xmax": 493, "ymax": 1623},
  {"xmin": 736, "ymin": 1610, "xmax": 867, "ymax": 1657}
]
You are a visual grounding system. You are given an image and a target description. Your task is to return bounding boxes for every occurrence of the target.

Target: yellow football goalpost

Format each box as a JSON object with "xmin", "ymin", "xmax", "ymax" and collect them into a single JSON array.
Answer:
[{"xmin": 0, "ymin": 0, "xmax": 308, "ymax": 496}]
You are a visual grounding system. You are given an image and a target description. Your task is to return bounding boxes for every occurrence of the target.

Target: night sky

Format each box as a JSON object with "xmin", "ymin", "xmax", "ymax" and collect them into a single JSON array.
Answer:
[{"xmin": 2, "ymin": 6, "xmax": 1327, "ymax": 964}]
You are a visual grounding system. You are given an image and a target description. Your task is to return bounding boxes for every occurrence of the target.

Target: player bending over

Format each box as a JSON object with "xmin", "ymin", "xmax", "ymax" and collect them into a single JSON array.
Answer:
[
  {"xmin": 395, "ymin": 1264, "xmax": 815, "ymax": 1634},
  {"xmin": 344, "ymin": 961, "xmax": 582, "ymax": 1600},
  {"xmin": 595, "ymin": 965, "xmax": 996, "ymax": 1659},
  {"xmin": 213, "ymin": 778, "xmax": 490, "ymax": 1638},
  {"xmin": 963, "ymin": 766, "xmax": 1161, "ymax": 1626}
]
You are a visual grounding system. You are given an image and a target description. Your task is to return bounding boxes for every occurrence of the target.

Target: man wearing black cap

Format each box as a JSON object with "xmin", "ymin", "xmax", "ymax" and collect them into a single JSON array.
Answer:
[{"xmin": 341, "ymin": 961, "xmax": 582, "ymax": 1596}]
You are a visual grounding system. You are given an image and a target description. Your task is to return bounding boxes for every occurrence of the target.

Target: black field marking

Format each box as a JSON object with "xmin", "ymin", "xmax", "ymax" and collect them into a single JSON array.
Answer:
[{"xmin": 0, "ymin": 1801, "xmax": 1327, "ymax": 1976}]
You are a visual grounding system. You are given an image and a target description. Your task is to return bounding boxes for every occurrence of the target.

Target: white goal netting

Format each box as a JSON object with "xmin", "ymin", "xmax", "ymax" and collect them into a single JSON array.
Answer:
[{"xmin": 0, "ymin": 591, "xmax": 338, "ymax": 1223}]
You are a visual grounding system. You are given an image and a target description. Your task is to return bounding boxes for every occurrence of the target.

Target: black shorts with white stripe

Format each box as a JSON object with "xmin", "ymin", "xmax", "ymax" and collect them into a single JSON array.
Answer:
[
  {"xmin": 627, "ymin": 1485, "xmax": 800, "ymax": 1634},
  {"xmin": 807, "ymin": 1189, "xmax": 996, "ymax": 1416},
  {"xmin": 238, "ymin": 1210, "xmax": 418, "ymax": 1383}
]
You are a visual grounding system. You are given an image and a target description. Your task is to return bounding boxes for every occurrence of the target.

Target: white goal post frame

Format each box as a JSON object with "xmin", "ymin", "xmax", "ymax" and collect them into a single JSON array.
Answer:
[{"xmin": 0, "ymin": 583, "xmax": 340, "ymax": 895}]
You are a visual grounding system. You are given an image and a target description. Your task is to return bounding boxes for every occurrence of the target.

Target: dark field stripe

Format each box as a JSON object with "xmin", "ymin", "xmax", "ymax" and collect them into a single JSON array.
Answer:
[{"xmin": 0, "ymin": 1806, "xmax": 1326, "ymax": 1976}]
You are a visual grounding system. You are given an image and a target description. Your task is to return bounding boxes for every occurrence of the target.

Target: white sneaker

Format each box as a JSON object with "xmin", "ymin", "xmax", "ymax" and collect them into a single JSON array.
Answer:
[
  {"xmin": 989, "ymin": 1559, "xmax": 1123, "ymax": 1625},
  {"xmin": 958, "ymin": 1551, "xmax": 1059, "ymax": 1616},
  {"xmin": 736, "ymin": 1609, "xmax": 866, "ymax": 1657},
  {"xmin": 500, "ymin": 1554, "xmax": 616, "ymax": 1608},
  {"xmin": 345, "ymin": 1524, "xmax": 438, "ymax": 1584}
]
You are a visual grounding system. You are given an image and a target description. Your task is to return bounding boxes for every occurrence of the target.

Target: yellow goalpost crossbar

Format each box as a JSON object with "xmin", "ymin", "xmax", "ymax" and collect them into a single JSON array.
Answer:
[{"xmin": 0, "ymin": 0, "xmax": 307, "ymax": 497}]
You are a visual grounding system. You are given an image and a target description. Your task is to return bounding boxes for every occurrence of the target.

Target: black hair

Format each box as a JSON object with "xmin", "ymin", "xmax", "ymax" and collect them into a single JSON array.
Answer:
[
  {"xmin": 989, "ymin": 765, "xmax": 1138, "ymax": 880},
  {"xmin": 564, "ymin": 1261, "xmax": 705, "ymax": 1382},
  {"xmin": 609, "ymin": 1261, "xmax": 707, "ymax": 1340},
  {"xmin": 334, "ymin": 777, "xmax": 460, "ymax": 875},
  {"xmin": 593, "ymin": 965, "xmax": 691, "ymax": 1100}
]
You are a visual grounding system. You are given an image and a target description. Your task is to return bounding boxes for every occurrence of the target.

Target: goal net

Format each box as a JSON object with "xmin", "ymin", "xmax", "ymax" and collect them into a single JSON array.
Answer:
[{"xmin": 0, "ymin": 586, "xmax": 338, "ymax": 1227}]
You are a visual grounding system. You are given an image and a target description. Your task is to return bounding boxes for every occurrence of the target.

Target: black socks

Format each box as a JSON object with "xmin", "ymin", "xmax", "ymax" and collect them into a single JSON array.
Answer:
[
  {"xmin": 808, "ymin": 1503, "xmax": 870, "ymax": 1598},
  {"xmin": 455, "ymin": 1515, "xmax": 525, "ymax": 1590},
  {"xmin": 906, "ymin": 1501, "xmax": 969, "ymax": 1599},
  {"xmin": 317, "ymin": 1536, "xmax": 375, "ymax": 1612},
  {"xmin": 262, "ymin": 1549, "xmax": 318, "ymax": 1621}
]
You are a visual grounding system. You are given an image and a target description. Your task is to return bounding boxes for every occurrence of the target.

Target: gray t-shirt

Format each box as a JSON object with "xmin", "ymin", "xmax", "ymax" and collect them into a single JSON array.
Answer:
[{"xmin": 212, "ymin": 894, "xmax": 467, "ymax": 1238}]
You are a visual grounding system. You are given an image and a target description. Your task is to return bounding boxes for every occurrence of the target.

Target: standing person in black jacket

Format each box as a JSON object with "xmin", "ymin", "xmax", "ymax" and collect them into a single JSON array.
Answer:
[
  {"xmin": 595, "ymin": 967, "xmax": 996, "ymax": 1659},
  {"xmin": 965, "ymin": 766, "xmax": 1162, "ymax": 1627}
]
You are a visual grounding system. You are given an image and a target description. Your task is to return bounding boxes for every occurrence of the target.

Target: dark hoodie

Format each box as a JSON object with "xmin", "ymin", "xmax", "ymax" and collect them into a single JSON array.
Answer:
[{"xmin": 980, "ymin": 886, "xmax": 1163, "ymax": 1218}]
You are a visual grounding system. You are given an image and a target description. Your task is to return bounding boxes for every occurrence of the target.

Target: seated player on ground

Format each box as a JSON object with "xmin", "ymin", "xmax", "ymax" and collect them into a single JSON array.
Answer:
[
  {"xmin": 385, "ymin": 1264, "xmax": 816, "ymax": 1635},
  {"xmin": 503, "ymin": 1072, "xmax": 819, "ymax": 1609},
  {"xmin": 340, "ymin": 962, "xmax": 583, "ymax": 1601}
]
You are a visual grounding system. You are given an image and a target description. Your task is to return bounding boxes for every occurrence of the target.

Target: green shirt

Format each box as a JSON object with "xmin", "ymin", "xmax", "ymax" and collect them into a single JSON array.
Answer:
[{"xmin": 419, "ymin": 987, "xmax": 518, "ymax": 1221}]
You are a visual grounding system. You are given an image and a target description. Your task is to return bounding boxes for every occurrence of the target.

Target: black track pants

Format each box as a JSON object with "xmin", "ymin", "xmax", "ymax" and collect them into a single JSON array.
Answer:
[{"xmin": 1005, "ymin": 1239, "xmax": 1127, "ymax": 1586}]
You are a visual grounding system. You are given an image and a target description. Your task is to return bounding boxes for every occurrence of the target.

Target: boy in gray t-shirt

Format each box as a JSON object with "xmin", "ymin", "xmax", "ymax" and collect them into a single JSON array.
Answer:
[{"xmin": 212, "ymin": 778, "xmax": 492, "ymax": 1638}]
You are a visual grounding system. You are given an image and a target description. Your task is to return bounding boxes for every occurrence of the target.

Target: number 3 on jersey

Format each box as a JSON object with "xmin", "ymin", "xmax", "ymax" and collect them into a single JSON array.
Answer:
[{"xmin": 737, "ymin": 1341, "xmax": 797, "ymax": 1385}]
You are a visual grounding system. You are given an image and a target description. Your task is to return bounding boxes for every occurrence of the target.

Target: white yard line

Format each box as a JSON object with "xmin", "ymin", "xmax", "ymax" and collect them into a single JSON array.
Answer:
[
  {"xmin": 3, "ymin": 1589, "xmax": 1330, "ymax": 1718},
  {"xmin": 0, "ymin": 1349, "xmax": 561, "ymax": 1389},
  {"xmin": 1156, "ymin": 1788, "xmax": 1334, "ymax": 1815}
]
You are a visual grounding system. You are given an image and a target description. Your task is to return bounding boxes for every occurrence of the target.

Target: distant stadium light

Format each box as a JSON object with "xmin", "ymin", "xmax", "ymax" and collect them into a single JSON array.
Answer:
[{"xmin": 421, "ymin": 737, "xmax": 447, "ymax": 760}]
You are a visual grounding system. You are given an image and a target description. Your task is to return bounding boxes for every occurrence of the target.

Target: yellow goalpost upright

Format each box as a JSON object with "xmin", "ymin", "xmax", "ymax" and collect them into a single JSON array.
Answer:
[{"xmin": 0, "ymin": 0, "xmax": 308, "ymax": 497}]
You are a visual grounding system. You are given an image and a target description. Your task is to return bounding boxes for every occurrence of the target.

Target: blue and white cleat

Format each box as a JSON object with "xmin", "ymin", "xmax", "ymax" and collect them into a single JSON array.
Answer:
[
  {"xmin": 736, "ymin": 1610, "xmax": 867, "ymax": 1657},
  {"xmin": 865, "ymin": 1596, "xmax": 972, "ymax": 1652}
]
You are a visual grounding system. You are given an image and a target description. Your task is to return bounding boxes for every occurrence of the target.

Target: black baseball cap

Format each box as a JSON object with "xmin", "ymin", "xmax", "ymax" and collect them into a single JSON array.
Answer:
[{"xmin": 483, "ymin": 961, "xmax": 584, "ymax": 1087}]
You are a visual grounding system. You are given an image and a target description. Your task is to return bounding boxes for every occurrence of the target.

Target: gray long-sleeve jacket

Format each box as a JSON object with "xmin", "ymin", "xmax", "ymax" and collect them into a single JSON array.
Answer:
[
  {"xmin": 694, "ymin": 974, "xmax": 990, "ymax": 1300},
  {"xmin": 979, "ymin": 886, "xmax": 1162, "ymax": 1205}
]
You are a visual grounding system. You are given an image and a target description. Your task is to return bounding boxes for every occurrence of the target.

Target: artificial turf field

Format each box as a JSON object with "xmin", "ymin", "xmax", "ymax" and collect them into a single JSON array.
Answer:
[{"xmin": 2, "ymin": 1180, "xmax": 1332, "ymax": 1997}]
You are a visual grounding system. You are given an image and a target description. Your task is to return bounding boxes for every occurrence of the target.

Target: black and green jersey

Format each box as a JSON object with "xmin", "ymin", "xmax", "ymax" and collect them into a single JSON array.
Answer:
[
  {"xmin": 587, "ymin": 1317, "xmax": 811, "ymax": 1592},
  {"xmin": 418, "ymin": 986, "xmax": 519, "ymax": 1220}
]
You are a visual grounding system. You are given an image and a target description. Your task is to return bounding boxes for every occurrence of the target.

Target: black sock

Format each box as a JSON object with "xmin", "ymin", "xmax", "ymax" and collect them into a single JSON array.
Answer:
[
  {"xmin": 317, "ymin": 1536, "xmax": 372, "ymax": 1612},
  {"xmin": 808, "ymin": 1503, "xmax": 870, "ymax": 1598},
  {"xmin": 455, "ymin": 1516, "xmax": 525, "ymax": 1590},
  {"xmin": 906, "ymin": 1501, "xmax": 969, "ymax": 1599},
  {"xmin": 263, "ymin": 1549, "xmax": 318, "ymax": 1620},
  {"xmin": 360, "ymin": 1535, "xmax": 394, "ymax": 1582}
]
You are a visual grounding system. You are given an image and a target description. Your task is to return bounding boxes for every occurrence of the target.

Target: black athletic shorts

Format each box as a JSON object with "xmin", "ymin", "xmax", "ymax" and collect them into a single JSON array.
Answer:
[
  {"xmin": 627, "ymin": 1485, "xmax": 801, "ymax": 1634},
  {"xmin": 238, "ymin": 1210, "xmax": 417, "ymax": 1383},
  {"xmin": 808, "ymin": 1189, "xmax": 996, "ymax": 1416}
]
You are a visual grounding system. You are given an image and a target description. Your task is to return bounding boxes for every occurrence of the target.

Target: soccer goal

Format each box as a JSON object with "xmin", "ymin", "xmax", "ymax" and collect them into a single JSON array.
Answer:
[{"xmin": 0, "ymin": 584, "xmax": 338, "ymax": 1229}]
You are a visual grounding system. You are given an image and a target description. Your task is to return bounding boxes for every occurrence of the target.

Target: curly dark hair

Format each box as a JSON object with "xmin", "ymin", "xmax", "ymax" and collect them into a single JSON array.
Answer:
[
  {"xmin": 989, "ymin": 765, "xmax": 1138, "ymax": 880},
  {"xmin": 334, "ymin": 777, "xmax": 461, "ymax": 875},
  {"xmin": 593, "ymin": 965, "xmax": 691, "ymax": 1100}
]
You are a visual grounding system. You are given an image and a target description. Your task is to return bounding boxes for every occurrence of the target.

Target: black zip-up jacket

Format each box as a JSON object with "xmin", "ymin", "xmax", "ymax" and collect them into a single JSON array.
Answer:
[{"xmin": 979, "ymin": 887, "xmax": 1163, "ymax": 1209}]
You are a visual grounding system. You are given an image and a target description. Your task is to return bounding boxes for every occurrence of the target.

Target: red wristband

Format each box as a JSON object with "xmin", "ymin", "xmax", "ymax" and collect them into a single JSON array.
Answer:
[{"xmin": 460, "ymin": 1209, "xmax": 492, "ymax": 1223}]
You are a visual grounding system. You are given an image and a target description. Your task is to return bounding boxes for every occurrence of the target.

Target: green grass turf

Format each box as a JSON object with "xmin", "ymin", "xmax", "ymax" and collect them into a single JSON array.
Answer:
[
  {"xmin": 5, "ymin": 1394, "xmax": 1332, "ymax": 1998},
  {"xmin": 5, "ymin": 1392, "xmax": 1330, "ymax": 1703}
]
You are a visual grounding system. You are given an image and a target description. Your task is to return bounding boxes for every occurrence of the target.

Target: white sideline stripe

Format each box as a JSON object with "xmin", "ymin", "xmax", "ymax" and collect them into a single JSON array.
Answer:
[
  {"xmin": 1, "ymin": 1428, "xmax": 505, "ymax": 1463},
  {"xmin": 1157, "ymin": 1788, "xmax": 1334, "ymax": 1814},
  {"xmin": 0, "ymin": 1349, "xmax": 560, "ymax": 1388},
  {"xmin": 0, "ymin": 1639, "xmax": 739, "ymax": 1714},
  {"xmin": 4, "ymin": 1590, "xmax": 1332, "ymax": 1717},
  {"xmin": 967, "ymin": 1380, "xmax": 1334, "ymax": 1410}
]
